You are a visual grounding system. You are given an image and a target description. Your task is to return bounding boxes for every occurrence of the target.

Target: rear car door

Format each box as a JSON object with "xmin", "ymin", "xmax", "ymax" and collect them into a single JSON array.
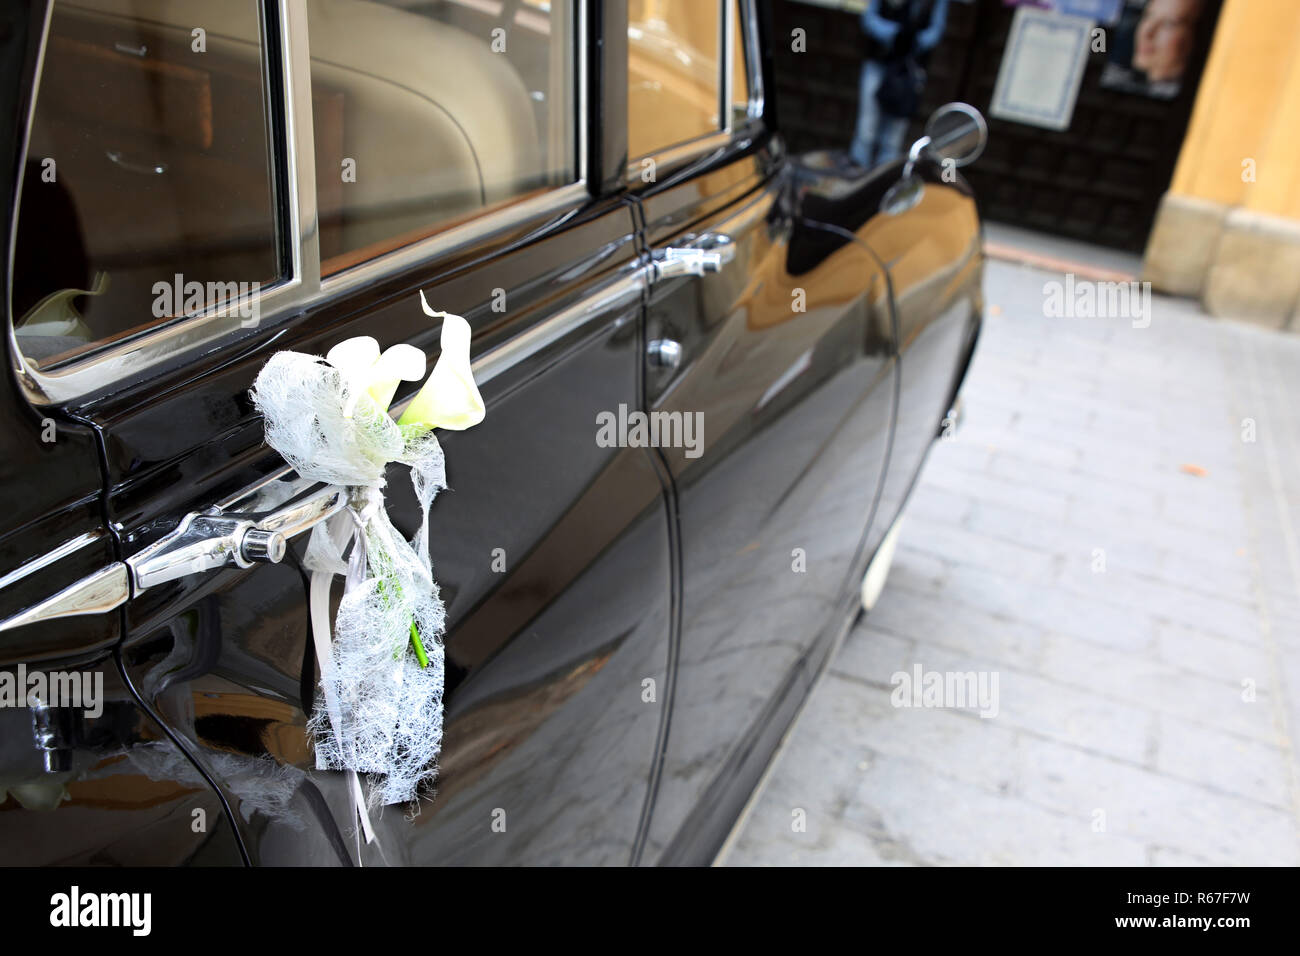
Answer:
[
  {"xmin": 11, "ymin": 0, "xmax": 671, "ymax": 865},
  {"xmin": 0, "ymin": 0, "xmax": 244, "ymax": 865},
  {"xmin": 629, "ymin": 0, "xmax": 899, "ymax": 864}
]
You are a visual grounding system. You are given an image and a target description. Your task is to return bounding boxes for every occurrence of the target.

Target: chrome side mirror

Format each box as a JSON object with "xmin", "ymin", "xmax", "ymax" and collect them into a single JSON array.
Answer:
[
  {"xmin": 881, "ymin": 102, "xmax": 987, "ymax": 215},
  {"xmin": 924, "ymin": 102, "xmax": 987, "ymax": 169}
]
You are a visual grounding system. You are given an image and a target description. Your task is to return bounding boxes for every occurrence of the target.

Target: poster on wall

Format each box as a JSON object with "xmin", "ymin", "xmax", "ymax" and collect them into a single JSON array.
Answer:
[
  {"xmin": 1100, "ymin": 0, "xmax": 1207, "ymax": 99},
  {"xmin": 989, "ymin": 7, "xmax": 1093, "ymax": 130},
  {"xmin": 1003, "ymin": 0, "xmax": 1123, "ymax": 23}
]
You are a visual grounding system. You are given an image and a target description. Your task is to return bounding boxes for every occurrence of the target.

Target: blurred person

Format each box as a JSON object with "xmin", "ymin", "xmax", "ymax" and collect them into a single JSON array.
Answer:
[
  {"xmin": 848, "ymin": 0, "xmax": 950, "ymax": 170},
  {"xmin": 1133, "ymin": 0, "xmax": 1203, "ymax": 83}
]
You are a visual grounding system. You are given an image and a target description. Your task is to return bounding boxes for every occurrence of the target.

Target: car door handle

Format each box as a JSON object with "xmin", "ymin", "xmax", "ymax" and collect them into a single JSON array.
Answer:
[
  {"xmin": 0, "ymin": 485, "xmax": 348, "ymax": 632},
  {"xmin": 651, "ymin": 233, "xmax": 736, "ymax": 279},
  {"xmin": 129, "ymin": 484, "xmax": 347, "ymax": 590}
]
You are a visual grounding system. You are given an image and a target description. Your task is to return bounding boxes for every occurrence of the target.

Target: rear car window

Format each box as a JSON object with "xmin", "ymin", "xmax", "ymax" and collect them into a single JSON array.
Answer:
[{"xmin": 13, "ymin": 0, "xmax": 282, "ymax": 370}]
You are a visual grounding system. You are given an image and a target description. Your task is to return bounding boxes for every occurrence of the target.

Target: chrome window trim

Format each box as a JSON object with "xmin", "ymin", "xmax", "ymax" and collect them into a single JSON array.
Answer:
[
  {"xmin": 576, "ymin": 0, "xmax": 588, "ymax": 196},
  {"xmin": 316, "ymin": 182, "xmax": 590, "ymax": 304},
  {"xmin": 282, "ymin": 0, "xmax": 319, "ymax": 305},
  {"xmin": 723, "ymin": 0, "xmax": 734, "ymax": 137},
  {"xmin": 10, "ymin": 0, "xmax": 589, "ymax": 407},
  {"xmin": 7, "ymin": 0, "xmax": 56, "ymax": 407},
  {"xmin": 739, "ymin": 0, "xmax": 764, "ymax": 121},
  {"xmin": 626, "ymin": 131, "xmax": 735, "ymax": 184},
  {"xmin": 624, "ymin": 0, "xmax": 764, "ymax": 186}
]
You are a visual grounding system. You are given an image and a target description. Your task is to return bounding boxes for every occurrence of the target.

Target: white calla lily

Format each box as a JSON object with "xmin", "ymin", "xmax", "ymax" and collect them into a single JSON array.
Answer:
[
  {"xmin": 325, "ymin": 336, "xmax": 426, "ymax": 416},
  {"xmin": 398, "ymin": 292, "xmax": 485, "ymax": 432},
  {"xmin": 365, "ymin": 343, "xmax": 426, "ymax": 412}
]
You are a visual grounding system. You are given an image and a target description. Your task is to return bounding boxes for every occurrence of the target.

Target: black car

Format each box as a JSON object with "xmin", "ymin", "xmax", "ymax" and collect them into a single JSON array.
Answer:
[{"xmin": 0, "ymin": 0, "xmax": 984, "ymax": 865}]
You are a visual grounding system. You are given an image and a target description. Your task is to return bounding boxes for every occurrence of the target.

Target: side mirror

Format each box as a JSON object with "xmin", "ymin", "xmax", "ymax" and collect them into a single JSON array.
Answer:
[
  {"xmin": 924, "ymin": 102, "xmax": 988, "ymax": 169},
  {"xmin": 881, "ymin": 103, "xmax": 987, "ymax": 215}
]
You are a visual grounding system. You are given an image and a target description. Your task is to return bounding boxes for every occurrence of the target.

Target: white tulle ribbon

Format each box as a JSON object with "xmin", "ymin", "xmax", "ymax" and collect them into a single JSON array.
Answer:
[{"xmin": 251, "ymin": 349, "xmax": 452, "ymax": 818}]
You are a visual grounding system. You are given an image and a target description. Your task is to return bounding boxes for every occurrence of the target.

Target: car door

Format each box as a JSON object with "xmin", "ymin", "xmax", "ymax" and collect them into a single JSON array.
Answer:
[
  {"xmin": 800, "ymin": 147, "xmax": 985, "ymax": 565},
  {"xmin": 10, "ymin": 0, "xmax": 672, "ymax": 865},
  {"xmin": 869, "ymin": 167, "xmax": 983, "ymax": 558},
  {"xmin": 0, "ymin": 0, "xmax": 245, "ymax": 865},
  {"xmin": 628, "ymin": 0, "xmax": 899, "ymax": 864}
]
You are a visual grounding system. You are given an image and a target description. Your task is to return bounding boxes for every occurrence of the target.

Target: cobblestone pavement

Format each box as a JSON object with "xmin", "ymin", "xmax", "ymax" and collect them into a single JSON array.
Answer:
[{"xmin": 725, "ymin": 256, "xmax": 1300, "ymax": 866}]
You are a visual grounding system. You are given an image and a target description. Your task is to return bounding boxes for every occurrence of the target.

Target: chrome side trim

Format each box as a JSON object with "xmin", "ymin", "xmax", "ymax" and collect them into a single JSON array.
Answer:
[
  {"xmin": 464, "ymin": 266, "xmax": 645, "ymax": 386},
  {"xmin": 0, "ymin": 531, "xmax": 103, "ymax": 593},
  {"xmin": 0, "ymin": 563, "xmax": 129, "ymax": 634}
]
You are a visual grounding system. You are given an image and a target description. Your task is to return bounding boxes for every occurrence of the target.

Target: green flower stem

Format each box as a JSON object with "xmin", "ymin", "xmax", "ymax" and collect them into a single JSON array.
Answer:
[
  {"xmin": 374, "ymin": 572, "xmax": 429, "ymax": 668},
  {"xmin": 410, "ymin": 621, "xmax": 429, "ymax": 669}
]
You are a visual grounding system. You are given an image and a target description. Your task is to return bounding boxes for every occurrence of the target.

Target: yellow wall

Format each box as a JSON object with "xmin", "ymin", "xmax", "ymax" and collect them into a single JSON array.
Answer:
[{"xmin": 1170, "ymin": 0, "xmax": 1300, "ymax": 220}]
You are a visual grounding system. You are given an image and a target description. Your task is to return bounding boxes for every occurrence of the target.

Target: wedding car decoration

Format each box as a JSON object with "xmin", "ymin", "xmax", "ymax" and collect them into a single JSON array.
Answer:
[{"xmin": 250, "ymin": 292, "xmax": 484, "ymax": 812}]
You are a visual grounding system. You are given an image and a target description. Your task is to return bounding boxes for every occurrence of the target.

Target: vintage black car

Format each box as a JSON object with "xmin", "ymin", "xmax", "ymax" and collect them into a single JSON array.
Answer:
[{"xmin": 0, "ymin": 0, "xmax": 984, "ymax": 865}]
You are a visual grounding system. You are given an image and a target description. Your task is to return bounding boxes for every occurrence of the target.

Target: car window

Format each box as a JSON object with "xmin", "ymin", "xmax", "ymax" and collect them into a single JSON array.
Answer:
[
  {"xmin": 306, "ymin": 0, "xmax": 577, "ymax": 275},
  {"xmin": 628, "ymin": 0, "xmax": 723, "ymax": 162},
  {"xmin": 12, "ymin": 0, "xmax": 282, "ymax": 370}
]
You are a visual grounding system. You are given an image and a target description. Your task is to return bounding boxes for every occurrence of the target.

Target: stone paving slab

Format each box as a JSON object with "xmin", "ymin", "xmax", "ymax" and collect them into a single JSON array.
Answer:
[{"xmin": 726, "ymin": 255, "xmax": 1300, "ymax": 866}]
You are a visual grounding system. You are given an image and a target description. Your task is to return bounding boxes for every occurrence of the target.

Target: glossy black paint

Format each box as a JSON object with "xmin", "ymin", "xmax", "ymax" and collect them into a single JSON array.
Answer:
[
  {"xmin": 0, "ymin": 0, "xmax": 982, "ymax": 865},
  {"xmin": 630, "ymin": 151, "xmax": 896, "ymax": 863}
]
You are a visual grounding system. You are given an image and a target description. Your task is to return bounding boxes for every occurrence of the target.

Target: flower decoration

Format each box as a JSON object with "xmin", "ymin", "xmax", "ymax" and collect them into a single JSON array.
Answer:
[
  {"xmin": 399, "ymin": 293, "xmax": 486, "ymax": 433},
  {"xmin": 249, "ymin": 293, "xmax": 485, "ymax": 812}
]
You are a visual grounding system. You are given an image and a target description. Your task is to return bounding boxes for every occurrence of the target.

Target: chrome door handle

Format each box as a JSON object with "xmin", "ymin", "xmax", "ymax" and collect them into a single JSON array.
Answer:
[
  {"xmin": 651, "ymin": 233, "xmax": 736, "ymax": 279},
  {"xmin": 129, "ymin": 484, "xmax": 346, "ymax": 591},
  {"xmin": 0, "ymin": 484, "xmax": 348, "ymax": 632}
]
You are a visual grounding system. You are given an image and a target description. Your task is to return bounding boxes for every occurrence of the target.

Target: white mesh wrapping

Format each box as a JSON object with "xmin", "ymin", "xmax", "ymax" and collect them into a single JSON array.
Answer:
[{"xmin": 251, "ymin": 351, "xmax": 449, "ymax": 807}]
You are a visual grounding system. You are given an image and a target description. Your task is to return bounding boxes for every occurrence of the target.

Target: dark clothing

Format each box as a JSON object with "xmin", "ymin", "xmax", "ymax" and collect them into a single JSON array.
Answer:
[{"xmin": 862, "ymin": 0, "xmax": 947, "ymax": 66}]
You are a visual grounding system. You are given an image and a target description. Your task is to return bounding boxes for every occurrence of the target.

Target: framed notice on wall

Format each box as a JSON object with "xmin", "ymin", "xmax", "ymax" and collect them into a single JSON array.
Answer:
[{"xmin": 990, "ymin": 6, "xmax": 1094, "ymax": 130}]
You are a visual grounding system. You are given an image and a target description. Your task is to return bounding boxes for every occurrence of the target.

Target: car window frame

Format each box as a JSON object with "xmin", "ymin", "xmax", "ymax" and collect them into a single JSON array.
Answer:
[
  {"xmin": 10, "ymin": 0, "xmax": 591, "ymax": 407},
  {"xmin": 624, "ymin": 0, "xmax": 764, "ymax": 188}
]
